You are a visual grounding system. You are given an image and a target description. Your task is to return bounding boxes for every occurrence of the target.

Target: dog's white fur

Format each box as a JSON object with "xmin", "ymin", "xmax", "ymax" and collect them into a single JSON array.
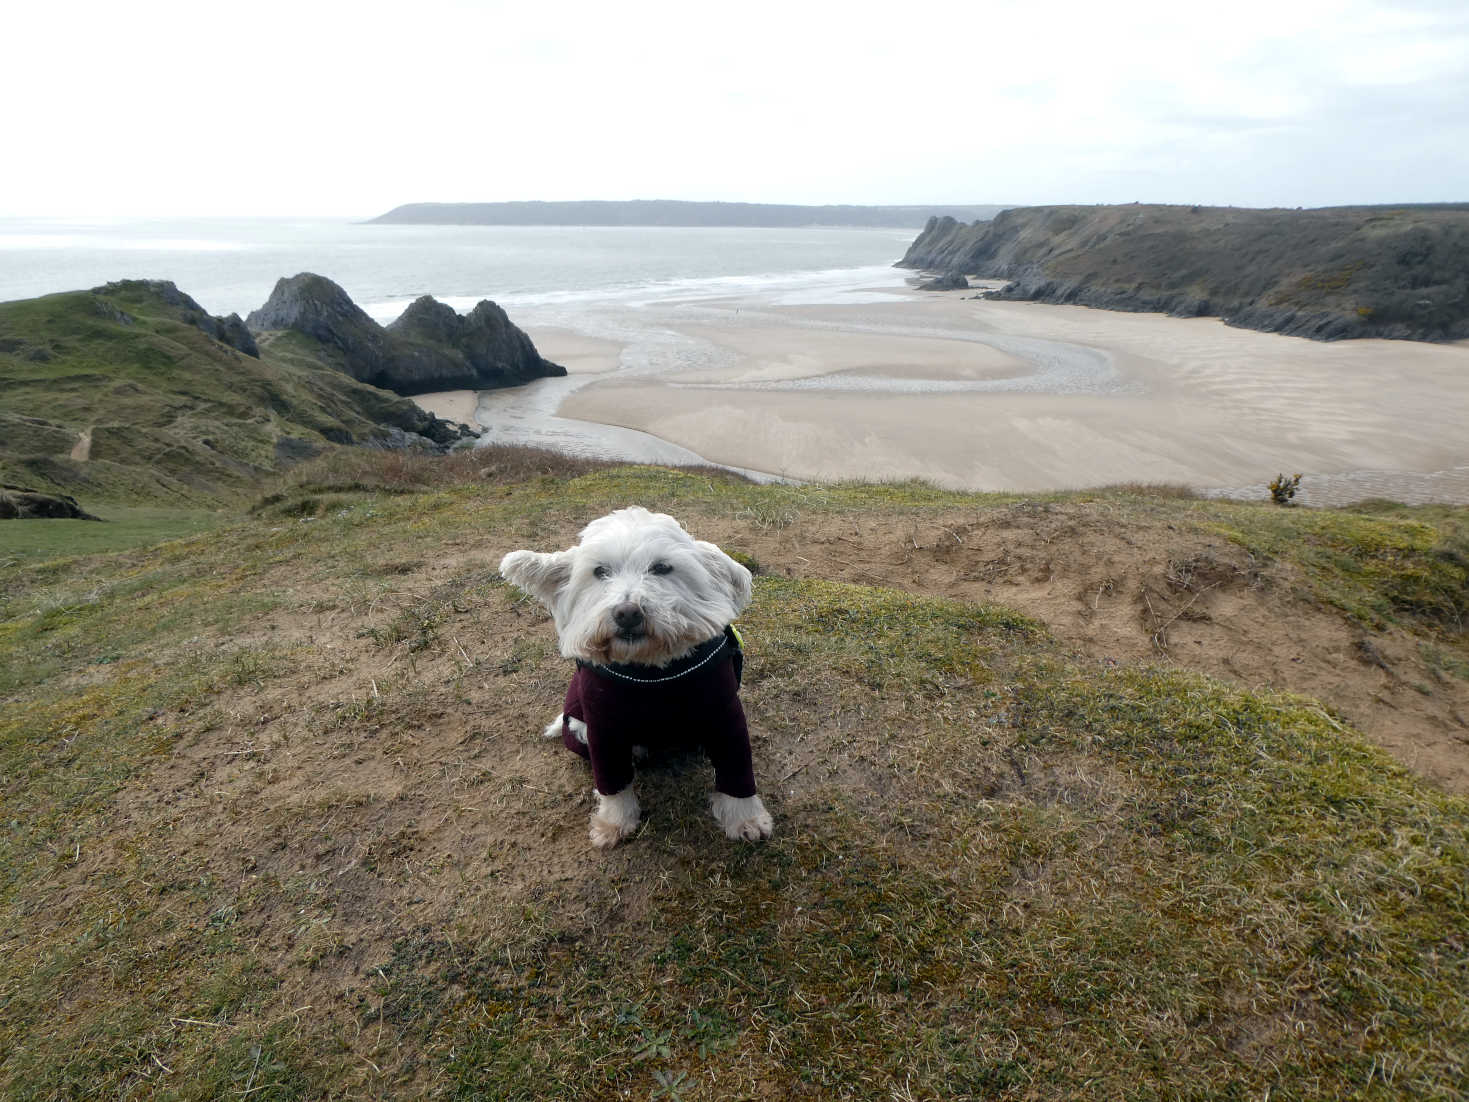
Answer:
[
  {"xmin": 501, "ymin": 507, "xmax": 752, "ymax": 668},
  {"xmin": 589, "ymin": 787, "xmax": 641, "ymax": 848},
  {"xmin": 711, "ymin": 793, "xmax": 775, "ymax": 841},
  {"xmin": 501, "ymin": 507, "xmax": 772, "ymax": 847}
]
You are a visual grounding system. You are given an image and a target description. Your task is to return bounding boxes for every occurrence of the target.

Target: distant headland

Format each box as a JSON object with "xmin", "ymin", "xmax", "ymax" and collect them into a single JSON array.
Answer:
[
  {"xmin": 899, "ymin": 202, "xmax": 1469, "ymax": 342},
  {"xmin": 367, "ymin": 200, "xmax": 1007, "ymax": 229}
]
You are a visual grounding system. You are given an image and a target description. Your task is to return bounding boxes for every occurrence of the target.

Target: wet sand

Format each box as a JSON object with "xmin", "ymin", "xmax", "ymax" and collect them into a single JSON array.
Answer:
[
  {"xmin": 529, "ymin": 328, "xmax": 625, "ymax": 375},
  {"xmin": 556, "ymin": 289, "xmax": 1469, "ymax": 504},
  {"xmin": 411, "ymin": 389, "xmax": 481, "ymax": 431},
  {"xmin": 417, "ymin": 283, "xmax": 1469, "ymax": 504}
]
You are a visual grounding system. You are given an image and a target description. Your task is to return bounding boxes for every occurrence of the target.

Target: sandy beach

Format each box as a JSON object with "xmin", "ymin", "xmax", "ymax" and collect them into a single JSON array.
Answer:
[
  {"xmin": 411, "ymin": 388, "xmax": 482, "ymax": 430},
  {"xmin": 408, "ymin": 330, "xmax": 624, "ymax": 435},
  {"xmin": 418, "ymin": 284, "xmax": 1469, "ymax": 505}
]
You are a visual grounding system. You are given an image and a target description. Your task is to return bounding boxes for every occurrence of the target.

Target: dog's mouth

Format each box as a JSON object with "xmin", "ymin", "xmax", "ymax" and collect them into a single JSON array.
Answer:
[
  {"xmin": 610, "ymin": 624, "xmax": 652, "ymax": 653},
  {"xmin": 601, "ymin": 621, "xmax": 661, "ymax": 664}
]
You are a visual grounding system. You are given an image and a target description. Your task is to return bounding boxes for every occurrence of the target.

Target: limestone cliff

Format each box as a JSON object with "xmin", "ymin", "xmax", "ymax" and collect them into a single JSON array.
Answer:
[
  {"xmin": 899, "ymin": 204, "xmax": 1469, "ymax": 341},
  {"xmin": 246, "ymin": 274, "xmax": 565, "ymax": 395},
  {"xmin": 387, "ymin": 296, "xmax": 567, "ymax": 391}
]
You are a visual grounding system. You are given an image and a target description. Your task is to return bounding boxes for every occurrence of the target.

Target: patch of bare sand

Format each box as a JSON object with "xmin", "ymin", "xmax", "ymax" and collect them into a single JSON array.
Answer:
[
  {"xmin": 687, "ymin": 503, "xmax": 1469, "ymax": 797},
  {"xmin": 561, "ymin": 384, "xmax": 1265, "ymax": 490},
  {"xmin": 559, "ymin": 292, "xmax": 1469, "ymax": 499},
  {"xmin": 524, "ymin": 327, "xmax": 625, "ymax": 374},
  {"xmin": 69, "ymin": 427, "xmax": 92, "ymax": 461},
  {"xmin": 663, "ymin": 321, "xmax": 1027, "ymax": 385},
  {"xmin": 409, "ymin": 389, "xmax": 481, "ymax": 430}
]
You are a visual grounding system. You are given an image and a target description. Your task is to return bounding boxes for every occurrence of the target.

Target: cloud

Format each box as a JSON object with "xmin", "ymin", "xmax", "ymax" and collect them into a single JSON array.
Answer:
[{"xmin": 4, "ymin": 0, "xmax": 1466, "ymax": 215}]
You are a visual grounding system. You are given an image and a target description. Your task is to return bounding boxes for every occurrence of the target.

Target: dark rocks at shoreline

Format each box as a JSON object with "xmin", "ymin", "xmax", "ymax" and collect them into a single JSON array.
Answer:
[
  {"xmin": 386, "ymin": 295, "xmax": 568, "ymax": 391},
  {"xmin": 382, "ymin": 404, "xmax": 480, "ymax": 451},
  {"xmin": 1, "ymin": 484, "xmax": 102, "ymax": 520},
  {"xmin": 246, "ymin": 274, "xmax": 566, "ymax": 396},
  {"xmin": 91, "ymin": 280, "xmax": 260, "ymax": 357},
  {"xmin": 897, "ymin": 204, "xmax": 1469, "ymax": 342},
  {"xmin": 916, "ymin": 271, "xmax": 969, "ymax": 292},
  {"xmin": 361, "ymin": 426, "xmax": 456, "ymax": 453}
]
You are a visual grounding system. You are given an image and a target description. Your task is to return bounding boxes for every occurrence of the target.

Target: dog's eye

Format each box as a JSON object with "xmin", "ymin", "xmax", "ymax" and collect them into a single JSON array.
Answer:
[
  {"xmin": 649, "ymin": 562, "xmax": 673, "ymax": 575},
  {"xmin": 593, "ymin": 565, "xmax": 610, "ymax": 580}
]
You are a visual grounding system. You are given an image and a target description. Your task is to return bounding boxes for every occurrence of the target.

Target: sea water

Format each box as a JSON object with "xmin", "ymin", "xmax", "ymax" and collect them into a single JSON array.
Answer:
[
  {"xmin": 0, "ymin": 216, "xmax": 928, "ymax": 471},
  {"xmin": 0, "ymin": 216, "xmax": 915, "ymax": 321},
  {"xmin": 0, "ymin": 215, "xmax": 1113, "ymax": 473}
]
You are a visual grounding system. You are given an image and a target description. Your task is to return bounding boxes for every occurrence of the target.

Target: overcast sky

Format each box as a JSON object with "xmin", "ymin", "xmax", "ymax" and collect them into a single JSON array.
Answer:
[{"xmin": 5, "ymin": 0, "xmax": 1467, "ymax": 217}]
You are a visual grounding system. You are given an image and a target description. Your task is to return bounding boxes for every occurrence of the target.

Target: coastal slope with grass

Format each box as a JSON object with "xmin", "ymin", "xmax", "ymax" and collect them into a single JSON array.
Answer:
[
  {"xmin": 0, "ymin": 279, "xmax": 481, "ymax": 511},
  {"xmin": 3, "ymin": 448, "xmax": 1467, "ymax": 1098},
  {"xmin": 900, "ymin": 203, "xmax": 1469, "ymax": 341}
]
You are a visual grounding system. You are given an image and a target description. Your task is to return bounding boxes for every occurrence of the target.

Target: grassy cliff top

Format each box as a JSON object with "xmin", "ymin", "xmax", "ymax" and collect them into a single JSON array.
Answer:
[
  {"xmin": 901, "ymin": 203, "xmax": 1469, "ymax": 340},
  {"xmin": 3, "ymin": 452, "xmax": 1466, "ymax": 1098},
  {"xmin": 0, "ymin": 283, "xmax": 463, "ymax": 507}
]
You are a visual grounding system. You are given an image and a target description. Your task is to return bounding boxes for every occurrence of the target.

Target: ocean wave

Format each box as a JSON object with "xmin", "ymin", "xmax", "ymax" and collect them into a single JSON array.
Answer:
[{"xmin": 361, "ymin": 264, "xmax": 909, "ymax": 324}]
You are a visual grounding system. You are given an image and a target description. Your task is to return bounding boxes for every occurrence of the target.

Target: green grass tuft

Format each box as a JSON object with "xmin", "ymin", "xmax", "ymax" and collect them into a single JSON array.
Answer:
[{"xmin": 0, "ymin": 454, "xmax": 1466, "ymax": 1099}]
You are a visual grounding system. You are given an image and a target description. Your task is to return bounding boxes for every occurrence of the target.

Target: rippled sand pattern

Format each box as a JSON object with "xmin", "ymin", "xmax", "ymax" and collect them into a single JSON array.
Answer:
[{"xmin": 445, "ymin": 276, "xmax": 1469, "ymax": 501}]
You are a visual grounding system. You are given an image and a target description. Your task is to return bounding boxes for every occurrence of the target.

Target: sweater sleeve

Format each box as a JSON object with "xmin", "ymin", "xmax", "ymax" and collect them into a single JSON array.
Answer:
[
  {"xmin": 698, "ymin": 668, "xmax": 757, "ymax": 799},
  {"xmin": 573, "ymin": 667, "xmax": 637, "ymax": 796}
]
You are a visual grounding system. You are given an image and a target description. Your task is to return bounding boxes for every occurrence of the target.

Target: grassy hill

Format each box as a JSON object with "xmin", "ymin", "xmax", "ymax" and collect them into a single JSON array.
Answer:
[
  {"xmin": 2, "ymin": 450, "xmax": 1466, "ymax": 1099},
  {"xmin": 899, "ymin": 204, "xmax": 1469, "ymax": 341},
  {"xmin": 0, "ymin": 281, "xmax": 471, "ymax": 513}
]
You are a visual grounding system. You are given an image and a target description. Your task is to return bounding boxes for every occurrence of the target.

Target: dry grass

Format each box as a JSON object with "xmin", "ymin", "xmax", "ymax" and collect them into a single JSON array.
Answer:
[{"xmin": 1, "ymin": 453, "xmax": 1466, "ymax": 1099}]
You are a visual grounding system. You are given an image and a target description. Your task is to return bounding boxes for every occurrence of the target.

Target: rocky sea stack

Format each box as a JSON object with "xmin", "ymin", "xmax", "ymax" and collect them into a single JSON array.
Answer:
[
  {"xmin": 387, "ymin": 296, "xmax": 568, "ymax": 391},
  {"xmin": 898, "ymin": 204, "xmax": 1469, "ymax": 342},
  {"xmin": 246, "ymin": 274, "xmax": 565, "ymax": 395}
]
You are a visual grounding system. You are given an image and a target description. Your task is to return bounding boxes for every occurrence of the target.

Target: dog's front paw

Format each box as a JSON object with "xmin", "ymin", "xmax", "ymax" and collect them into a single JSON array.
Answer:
[
  {"xmin": 589, "ymin": 787, "xmax": 639, "ymax": 849},
  {"xmin": 711, "ymin": 793, "xmax": 774, "ymax": 842}
]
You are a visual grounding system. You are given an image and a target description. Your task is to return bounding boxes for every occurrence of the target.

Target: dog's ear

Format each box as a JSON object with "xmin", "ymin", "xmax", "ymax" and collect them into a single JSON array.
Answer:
[
  {"xmin": 695, "ymin": 541, "xmax": 753, "ymax": 616},
  {"xmin": 499, "ymin": 549, "xmax": 572, "ymax": 608}
]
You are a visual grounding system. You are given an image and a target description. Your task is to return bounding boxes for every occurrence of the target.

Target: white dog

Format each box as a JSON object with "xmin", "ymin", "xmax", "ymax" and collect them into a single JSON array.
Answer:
[{"xmin": 499, "ymin": 507, "xmax": 774, "ymax": 848}]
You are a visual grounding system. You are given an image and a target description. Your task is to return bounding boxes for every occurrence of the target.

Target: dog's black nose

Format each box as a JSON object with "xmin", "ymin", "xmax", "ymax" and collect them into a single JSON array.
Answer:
[{"xmin": 612, "ymin": 603, "xmax": 645, "ymax": 632}]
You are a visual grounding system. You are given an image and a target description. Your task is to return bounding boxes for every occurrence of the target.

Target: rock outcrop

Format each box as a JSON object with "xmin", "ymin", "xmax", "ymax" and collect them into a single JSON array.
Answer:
[
  {"xmin": 900, "ymin": 216, "xmax": 987, "ymax": 274},
  {"xmin": 1, "ymin": 484, "xmax": 102, "ymax": 520},
  {"xmin": 91, "ymin": 280, "xmax": 259, "ymax": 357},
  {"xmin": 916, "ymin": 271, "xmax": 969, "ymax": 292},
  {"xmin": 898, "ymin": 204, "xmax": 1469, "ymax": 342},
  {"xmin": 245, "ymin": 274, "xmax": 388, "ymax": 377},
  {"xmin": 387, "ymin": 296, "xmax": 567, "ymax": 390},
  {"xmin": 0, "ymin": 280, "xmax": 486, "ymax": 509},
  {"xmin": 246, "ymin": 274, "xmax": 565, "ymax": 395}
]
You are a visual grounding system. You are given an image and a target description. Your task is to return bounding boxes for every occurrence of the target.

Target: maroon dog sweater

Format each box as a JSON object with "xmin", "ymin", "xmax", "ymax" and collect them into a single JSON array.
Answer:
[{"xmin": 560, "ymin": 626, "xmax": 756, "ymax": 799}]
